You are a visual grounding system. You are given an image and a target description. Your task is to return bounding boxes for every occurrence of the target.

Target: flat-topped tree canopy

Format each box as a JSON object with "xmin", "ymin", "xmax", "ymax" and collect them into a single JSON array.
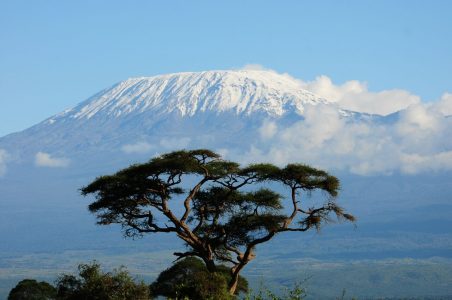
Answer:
[{"xmin": 81, "ymin": 149, "xmax": 355, "ymax": 295}]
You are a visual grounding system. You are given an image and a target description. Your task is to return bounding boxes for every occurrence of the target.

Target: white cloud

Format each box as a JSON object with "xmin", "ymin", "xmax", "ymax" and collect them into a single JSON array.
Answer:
[
  {"xmin": 233, "ymin": 66, "xmax": 452, "ymax": 174},
  {"xmin": 400, "ymin": 151, "xmax": 452, "ymax": 174},
  {"xmin": 0, "ymin": 149, "xmax": 9, "ymax": 177},
  {"xmin": 240, "ymin": 100, "xmax": 452, "ymax": 175},
  {"xmin": 259, "ymin": 120, "xmax": 278, "ymax": 140},
  {"xmin": 431, "ymin": 93, "xmax": 452, "ymax": 116},
  {"xmin": 241, "ymin": 64, "xmax": 268, "ymax": 71},
  {"xmin": 298, "ymin": 75, "xmax": 421, "ymax": 116},
  {"xmin": 395, "ymin": 104, "xmax": 442, "ymax": 143},
  {"xmin": 35, "ymin": 152, "xmax": 70, "ymax": 168},
  {"xmin": 121, "ymin": 141, "xmax": 153, "ymax": 154}
]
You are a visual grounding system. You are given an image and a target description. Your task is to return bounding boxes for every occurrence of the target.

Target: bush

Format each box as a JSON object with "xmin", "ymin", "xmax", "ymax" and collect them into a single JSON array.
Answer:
[
  {"xmin": 150, "ymin": 257, "xmax": 248, "ymax": 299},
  {"xmin": 55, "ymin": 262, "xmax": 149, "ymax": 300},
  {"xmin": 8, "ymin": 279, "xmax": 57, "ymax": 300}
]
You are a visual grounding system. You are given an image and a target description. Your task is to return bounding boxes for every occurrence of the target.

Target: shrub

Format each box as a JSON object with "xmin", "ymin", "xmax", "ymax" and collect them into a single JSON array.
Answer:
[
  {"xmin": 8, "ymin": 279, "xmax": 57, "ymax": 300},
  {"xmin": 55, "ymin": 262, "xmax": 149, "ymax": 300}
]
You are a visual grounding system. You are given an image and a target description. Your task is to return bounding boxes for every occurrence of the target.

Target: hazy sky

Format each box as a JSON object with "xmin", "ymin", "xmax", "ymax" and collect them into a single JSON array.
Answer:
[{"xmin": 0, "ymin": 0, "xmax": 451, "ymax": 137}]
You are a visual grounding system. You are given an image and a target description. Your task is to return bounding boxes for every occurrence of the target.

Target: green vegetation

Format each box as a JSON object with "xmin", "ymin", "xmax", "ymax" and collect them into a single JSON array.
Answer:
[
  {"xmin": 82, "ymin": 149, "xmax": 353, "ymax": 294},
  {"xmin": 150, "ymin": 257, "xmax": 248, "ymax": 299},
  {"xmin": 7, "ymin": 262, "xmax": 149, "ymax": 300},
  {"xmin": 8, "ymin": 279, "xmax": 56, "ymax": 300},
  {"xmin": 55, "ymin": 262, "xmax": 149, "ymax": 300},
  {"xmin": 5, "ymin": 258, "xmax": 452, "ymax": 299}
]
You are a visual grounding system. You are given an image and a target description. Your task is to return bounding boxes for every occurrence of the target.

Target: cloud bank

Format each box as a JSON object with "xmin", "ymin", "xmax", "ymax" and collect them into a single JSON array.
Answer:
[
  {"xmin": 234, "ymin": 65, "xmax": 452, "ymax": 175},
  {"xmin": 243, "ymin": 101, "xmax": 452, "ymax": 175},
  {"xmin": 35, "ymin": 152, "xmax": 70, "ymax": 168}
]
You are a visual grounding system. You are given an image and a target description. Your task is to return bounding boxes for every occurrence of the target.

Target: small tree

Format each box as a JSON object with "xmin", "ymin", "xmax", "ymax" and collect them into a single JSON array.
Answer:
[
  {"xmin": 150, "ymin": 257, "xmax": 248, "ymax": 299},
  {"xmin": 82, "ymin": 149, "xmax": 355, "ymax": 295},
  {"xmin": 8, "ymin": 279, "xmax": 57, "ymax": 300},
  {"xmin": 55, "ymin": 262, "xmax": 149, "ymax": 300}
]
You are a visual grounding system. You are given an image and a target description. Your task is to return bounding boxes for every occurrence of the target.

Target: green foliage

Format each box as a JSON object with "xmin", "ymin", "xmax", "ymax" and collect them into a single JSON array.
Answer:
[
  {"xmin": 150, "ymin": 257, "xmax": 248, "ymax": 299},
  {"xmin": 277, "ymin": 164, "xmax": 339, "ymax": 196},
  {"xmin": 8, "ymin": 279, "xmax": 57, "ymax": 300},
  {"xmin": 192, "ymin": 186, "xmax": 287, "ymax": 246},
  {"xmin": 55, "ymin": 262, "xmax": 149, "ymax": 300}
]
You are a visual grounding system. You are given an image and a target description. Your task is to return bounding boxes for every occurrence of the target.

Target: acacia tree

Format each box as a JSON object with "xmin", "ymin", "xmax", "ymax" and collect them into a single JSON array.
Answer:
[{"xmin": 81, "ymin": 149, "xmax": 355, "ymax": 295}]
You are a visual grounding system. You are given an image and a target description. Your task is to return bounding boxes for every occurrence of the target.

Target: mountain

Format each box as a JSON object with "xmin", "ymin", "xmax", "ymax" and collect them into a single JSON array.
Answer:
[{"xmin": 0, "ymin": 70, "xmax": 360, "ymax": 165}]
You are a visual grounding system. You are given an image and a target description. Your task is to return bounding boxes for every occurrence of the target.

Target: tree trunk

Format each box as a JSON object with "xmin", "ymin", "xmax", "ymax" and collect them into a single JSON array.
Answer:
[
  {"xmin": 228, "ymin": 273, "xmax": 240, "ymax": 295},
  {"xmin": 203, "ymin": 257, "xmax": 217, "ymax": 273},
  {"xmin": 228, "ymin": 246, "xmax": 258, "ymax": 295},
  {"xmin": 228, "ymin": 263, "xmax": 246, "ymax": 295}
]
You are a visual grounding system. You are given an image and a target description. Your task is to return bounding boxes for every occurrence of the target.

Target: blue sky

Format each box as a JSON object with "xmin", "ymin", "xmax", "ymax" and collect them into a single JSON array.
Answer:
[{"xmin": 0, "ymin": 0, "xmax": 451, "ymax": 137}]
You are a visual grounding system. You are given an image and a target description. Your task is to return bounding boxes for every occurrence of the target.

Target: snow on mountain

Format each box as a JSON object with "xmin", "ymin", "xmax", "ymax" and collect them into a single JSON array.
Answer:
[{"xmin": 47, "ymin": 70, "xmax": 328, "ymax": 123}]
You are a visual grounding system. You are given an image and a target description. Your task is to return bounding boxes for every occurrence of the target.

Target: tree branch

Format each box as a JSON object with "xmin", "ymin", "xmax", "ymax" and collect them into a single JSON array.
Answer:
[
  {"xmin": 173, "ymin": 251, "xmax": 199, "ymax": 262},
  {"xmin": 282, "ymin": 187, "xmax": 299, "ymax": 229},
  {"xmin": 180, "ymin": 177, "xmax": 209, "ymax": 224}
]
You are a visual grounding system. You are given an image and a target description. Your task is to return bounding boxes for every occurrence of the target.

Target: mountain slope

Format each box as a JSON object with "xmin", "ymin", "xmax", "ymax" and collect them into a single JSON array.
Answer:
[{"xmin": 0, "ymin": 70, "xmax": 342, "ymax": 163}]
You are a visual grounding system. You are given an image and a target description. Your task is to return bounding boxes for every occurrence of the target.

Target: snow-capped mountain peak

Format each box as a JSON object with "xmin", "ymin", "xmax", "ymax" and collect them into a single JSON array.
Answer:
[{"xmin": 55, "ymin": 70, "xmax": 328, "ymax": 121}]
